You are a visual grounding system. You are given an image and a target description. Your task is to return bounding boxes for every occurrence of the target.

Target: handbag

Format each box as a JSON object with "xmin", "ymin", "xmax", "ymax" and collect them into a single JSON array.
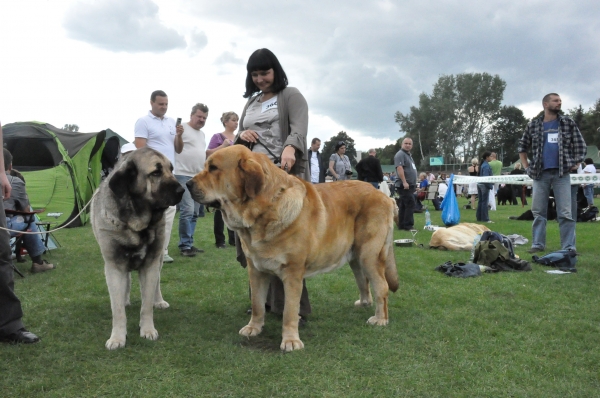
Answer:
[
  {"xmin": 440, "ymin": 174, "xmax": 460, "ymax": 226},
  {"xmin": 417, "ymin": 191, "xmax": 426, "ymax": 201}
]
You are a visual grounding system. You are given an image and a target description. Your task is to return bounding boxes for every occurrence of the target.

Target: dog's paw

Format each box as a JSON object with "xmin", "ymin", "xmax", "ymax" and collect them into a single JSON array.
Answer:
[
  {"xmin": 280, "ymin": 338, "xmax": 304, "ymax": 352},
  {"xmin": 367, "ymin": 316, "xmax": 389, "ymax": 326},
  {"xmin": 239, "ymin": 325, "xmax": 262, "ymax": 337},
  {"xmin": 140, "ymin": 327, "xmax": 159, "ymax": 340},
  {"xmin": 105, "ymin": 337, "xmax": 126, "ymax": 350},
  {"xmin": 354, "ymin": 298, "xmax": 372, "ymax": 307},
  {"xmin": 154, "ymin": 300, "xmax": 170, "ymax": 309}
]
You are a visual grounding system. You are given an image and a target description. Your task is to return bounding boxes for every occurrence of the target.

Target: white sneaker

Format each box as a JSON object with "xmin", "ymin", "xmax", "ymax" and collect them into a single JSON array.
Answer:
[{"xmin": 163, "ymin": 254, "xmax": 174, "ymax": 263}]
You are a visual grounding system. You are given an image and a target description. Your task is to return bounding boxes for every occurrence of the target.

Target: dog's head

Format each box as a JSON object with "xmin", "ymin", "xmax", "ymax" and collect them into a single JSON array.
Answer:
[
  {"xmin": 187, "ymin": 145, "xmax": 267, "ymax": 209},
  {"xmin": 109, "ymin": 147, "xmax": 184, "ymax": 209}
]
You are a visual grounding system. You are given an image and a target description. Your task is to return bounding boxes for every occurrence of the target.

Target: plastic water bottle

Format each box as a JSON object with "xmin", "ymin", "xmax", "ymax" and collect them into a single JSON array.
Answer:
[
  {"xmin": 425, "ymin": 209, "xmax": 431, "ymax": 227},
  {"xmin": 469, "ymin": 234, "xmax": 481, "ymax": 262}
]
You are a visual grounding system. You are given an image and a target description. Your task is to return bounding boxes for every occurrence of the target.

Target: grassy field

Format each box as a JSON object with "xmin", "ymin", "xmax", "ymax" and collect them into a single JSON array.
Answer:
[{"xmin": 2, "ymin": 195, "xmax": 599, "ymax": 397}]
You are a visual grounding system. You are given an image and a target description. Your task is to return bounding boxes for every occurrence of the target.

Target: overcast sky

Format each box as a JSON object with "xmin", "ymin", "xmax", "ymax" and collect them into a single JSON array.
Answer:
[{"xmin": 1, "ymin": 0, "xmax": 599, "ymax": 150}]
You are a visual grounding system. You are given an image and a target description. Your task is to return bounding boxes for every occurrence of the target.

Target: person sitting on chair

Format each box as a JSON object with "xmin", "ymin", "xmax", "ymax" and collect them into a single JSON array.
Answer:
[{"xmin": 3, "ymin": 149, "xmax": 55, "ymax": 274}]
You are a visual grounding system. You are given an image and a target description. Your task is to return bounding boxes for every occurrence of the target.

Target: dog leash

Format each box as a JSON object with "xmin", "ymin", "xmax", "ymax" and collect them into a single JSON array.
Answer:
[{"xmin": 0, "ymin": 189, "xmax": 100, "ymax": 235}]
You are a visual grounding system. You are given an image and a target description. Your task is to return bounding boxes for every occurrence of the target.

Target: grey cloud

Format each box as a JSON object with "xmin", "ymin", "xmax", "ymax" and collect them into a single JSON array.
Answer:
[
  {"xmin": 188, "ymin": 30, "xmax": 208, "ymax": 56},
  {"xmin": 186, "ymin": 0, "xmax": 600, "ymax": 140},
  {"xmin": 64, "ymin": 0, "xmax": 186, "ymax": 53},
  {"xmin": 214, "ymin": 51, "xmax": 244, "ymax": 66}
]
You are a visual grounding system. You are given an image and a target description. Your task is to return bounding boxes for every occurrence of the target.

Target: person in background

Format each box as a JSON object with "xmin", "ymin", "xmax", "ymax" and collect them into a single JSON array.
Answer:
[
  {"xmin": 307, "ymin": 138, "xmax": 325, "ymax": 184},
  {"xmin": 476, "ymin": 151, "xmax": 494, "ymax": 223},
  {"xmin": 394, "ymin": 137, "xmax": 417, "ymax": 230},
  {"xmin": 134, "ymin": 90, "xmax": 184, "ymax": 263},
  {"xmin": 488, "ymin": 152, "xmax": 502, "ymax": 211},
  {"xmin": 328, "ymin": 141, "xmax": 352, "ymax": 181},
  {"xmin": 467, "ymin": 158, "xmax": 479, "ymax": 210},
  {"xmin": 0, "ymin": 122, "xmax": 40, "ymax": 344},
  {"xmin": 518, "ymin": 93, "xmax": 586, "ymax": 254},
  {"xmin": 582, "ymin": 158, "xmax": 596, "ymax": 206},
  {"xmin": 207, "ymin": 111, "xmax": 238, "ymax": 248},
  {"xmin": 510, "ymin": 163, "xmax": 527, "ymax": 206},
  {"xmin": 174, "ymin": 103, "xmax": 209, "ymax": 257},
  {"xmin": 355, "ymin": 148, "xmax": 383, "ymax": 188},
  {"xmin": 236, "ymin": 48, "xmax": 311, "ymax": 323}
]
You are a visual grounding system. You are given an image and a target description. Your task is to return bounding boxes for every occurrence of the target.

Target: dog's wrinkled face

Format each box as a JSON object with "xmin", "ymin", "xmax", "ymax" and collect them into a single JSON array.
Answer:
[
  {"xmin": 187, "ymin": 145, "xmax": 265, "ymax": 210},
  {"xmin": 109, "ymin": 147, "xmax": 184, "ymax": 209}
]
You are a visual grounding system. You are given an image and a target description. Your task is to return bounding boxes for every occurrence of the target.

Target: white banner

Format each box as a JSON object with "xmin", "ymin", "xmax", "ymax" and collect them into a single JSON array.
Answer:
[{"xmin": 452, "ymin": 173, "xmax": 600, "ymax": 186}]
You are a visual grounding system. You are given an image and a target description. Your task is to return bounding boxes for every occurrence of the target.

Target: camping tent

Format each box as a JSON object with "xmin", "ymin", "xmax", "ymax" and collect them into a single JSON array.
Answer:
[{"xmin": 3, "ymin": 122, "xmax": 106, "ymax": 228}]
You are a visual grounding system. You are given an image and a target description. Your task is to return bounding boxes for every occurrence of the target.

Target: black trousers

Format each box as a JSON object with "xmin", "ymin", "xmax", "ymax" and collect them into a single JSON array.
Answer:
[
  {"xmin": 0, "ymin": 198, "xmax": 25, "ymax": 337},
  {"xmin": 213, "ymin": 210, "xmax": 235, "ymax": 245},
  {"xmin": 397, "ymin": 187, "xmax": 416, "ymax": 229}
]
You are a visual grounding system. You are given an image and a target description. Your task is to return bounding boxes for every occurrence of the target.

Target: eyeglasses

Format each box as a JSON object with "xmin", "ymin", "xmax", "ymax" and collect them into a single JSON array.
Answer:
[{"xmin": 338, "ymin": 141, "xmax": 346, "ymax": 146}]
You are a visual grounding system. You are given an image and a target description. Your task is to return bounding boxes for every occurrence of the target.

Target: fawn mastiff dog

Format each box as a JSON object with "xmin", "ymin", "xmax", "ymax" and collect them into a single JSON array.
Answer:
[
  {"xmin": 91, "ymin": 147, "xmax": 184, "ymax": 350},
  {"xmin": 187, "ymin": 145, "xmax": 399, "ymax": 351}
]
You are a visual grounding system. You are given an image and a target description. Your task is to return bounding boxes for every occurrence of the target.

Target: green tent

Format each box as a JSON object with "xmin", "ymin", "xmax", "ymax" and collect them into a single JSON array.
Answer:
[{"xmin": 3, "ymin": 122, "xmax": 106, "ymax": 228}]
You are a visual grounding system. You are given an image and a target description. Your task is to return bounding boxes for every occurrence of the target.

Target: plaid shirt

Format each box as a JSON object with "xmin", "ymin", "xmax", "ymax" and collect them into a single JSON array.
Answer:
[{"xmin": 518, "ymin": 114, "xmax": 586, "ymax": 179}]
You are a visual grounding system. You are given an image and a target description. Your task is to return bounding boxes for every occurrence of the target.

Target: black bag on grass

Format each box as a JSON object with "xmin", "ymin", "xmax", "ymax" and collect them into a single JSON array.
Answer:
[{"xmin": 532, "ymin": 249, "xmax": 578, "ymax": 269}]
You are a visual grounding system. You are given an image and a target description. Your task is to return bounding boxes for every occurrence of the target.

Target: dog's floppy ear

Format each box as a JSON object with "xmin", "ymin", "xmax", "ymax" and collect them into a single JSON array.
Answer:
[
  {"xmin": 238, "ymin": 157, "xmax": 264, "ymax": 199},
  {"xmin": 109, "ymin": 160, "xmax": 138, "ymax": 198}
]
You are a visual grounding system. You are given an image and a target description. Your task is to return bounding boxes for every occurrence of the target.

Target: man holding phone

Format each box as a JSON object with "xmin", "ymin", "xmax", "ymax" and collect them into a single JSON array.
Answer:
[
  {"xmin": 134, "ymin": 90, "xmax": 184, "ymax": 263},
  {"xmin": 174, "ymin": 103, "xmax": 209, "ymax": 257}
]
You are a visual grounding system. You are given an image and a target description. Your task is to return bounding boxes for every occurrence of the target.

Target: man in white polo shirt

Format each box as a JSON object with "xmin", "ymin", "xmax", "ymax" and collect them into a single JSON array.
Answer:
[
  {"xmin": 174, "ymin": 103, "xmax": 208, "ymax": 257},
  {"xmin": 134, "ymin": 90, "xmax": 184, "ymax": 263}
]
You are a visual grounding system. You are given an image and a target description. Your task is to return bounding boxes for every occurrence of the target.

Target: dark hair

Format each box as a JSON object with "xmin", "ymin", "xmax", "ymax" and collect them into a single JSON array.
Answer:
[
  {"xmin": 335, "ymin": 141, "xmax": 346, "ymax": 152},
  {"xmin": 151, "ymin": 90, "xmax": 167, "ymax": 102},
  {"xmin": 311, "ymin": 138, "xmax": 321, "ymax": 145},
  {"xmin": 542, "ymin": 93, "xmax": 559, "ymax": 103},
  {"xmin": 3, "ymin": 148, "xmax": 12, "ymax": 171},
  {"xmin": 480, "ymin": 151, "xmax": 492, "ymax": 165},
  {"xmin": 585, "ymin": 158, "xmax": 594, "ymax": 165},
  {"xmin": 243, "ymin": 49, "xmax": 288, "ymax": 98}
]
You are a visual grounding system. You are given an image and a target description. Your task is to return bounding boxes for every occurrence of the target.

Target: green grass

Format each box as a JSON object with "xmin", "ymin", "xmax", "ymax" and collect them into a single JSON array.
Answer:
[{"xmin": 2, "ymin": 196, "xmax": 600, "ymax": 397}]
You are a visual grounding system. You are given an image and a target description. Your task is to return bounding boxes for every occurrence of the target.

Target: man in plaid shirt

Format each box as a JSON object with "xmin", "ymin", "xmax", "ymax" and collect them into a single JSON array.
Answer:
[{"xmin": 518, "ymin": 93, "xmax": 586, "ymax": 254}]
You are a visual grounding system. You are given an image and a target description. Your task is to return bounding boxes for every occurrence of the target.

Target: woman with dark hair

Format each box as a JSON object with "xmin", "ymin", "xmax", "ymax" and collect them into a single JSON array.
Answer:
[
  {"xmin": 328, "ymin": 141, "xmax": 352, "ymax": 180},
  {"xmin": 236, "ymin": 48, "xmax": 311, "ymax": 323},
  {"xmin": 477, "ymin": 151, "xmax": 494, "ymax": 223}
]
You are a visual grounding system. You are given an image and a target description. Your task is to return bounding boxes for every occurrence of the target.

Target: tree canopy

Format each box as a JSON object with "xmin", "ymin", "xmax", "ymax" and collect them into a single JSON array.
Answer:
[{"xmin": 395, "ymin": 72, "xmax": 507, "ymax": 165}]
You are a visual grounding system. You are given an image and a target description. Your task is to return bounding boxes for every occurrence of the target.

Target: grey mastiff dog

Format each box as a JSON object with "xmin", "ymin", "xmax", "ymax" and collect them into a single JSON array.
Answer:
[{"xmin": 91, "ymin": 147, "xmax": 184, "ymax": 350}]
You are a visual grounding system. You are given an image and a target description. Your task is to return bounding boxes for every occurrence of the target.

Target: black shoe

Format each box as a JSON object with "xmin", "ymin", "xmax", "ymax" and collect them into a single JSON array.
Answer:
[
  {"xmin": 180, "ymin": 249, "xmax": 197, "ymax": 257},
  {"xmin": 190, "ymin": 246, "xmax": 204, "ymax": 253},
  {"xmin": 1, "ymin": 328, "xmax": 40, "ymax": 344},
  {"xmin": 216, "ymin": 243, "xmax": 227, "ymax": 249},
  {"xmin": 229, "ymin": 241, "xmax": 236, "ymax": 246}
]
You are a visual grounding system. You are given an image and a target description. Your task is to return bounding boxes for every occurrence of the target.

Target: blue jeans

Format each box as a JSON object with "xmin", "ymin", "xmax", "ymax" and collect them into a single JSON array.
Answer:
[
  {"xmin": 6, "ymin": 217, "xmax": 46, "ymax": 258},
  {"xmin": 531, "ymin": 169, "xmax": 575, "ymax": 250},
  {"xmin": 175, "ymin": 175, "xmax": 202, "ymax": 250},
  {"xmin": 584, "ymin": 184, "xmax": 594, "ymax": 206},
  {"xmin": 476, "ymin": 183, "xmax": 491, "ymax": 222}
]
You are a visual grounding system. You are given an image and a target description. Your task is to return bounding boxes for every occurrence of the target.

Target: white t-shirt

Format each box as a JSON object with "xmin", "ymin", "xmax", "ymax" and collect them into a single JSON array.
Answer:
[
  {"xmin": 438, "ymin": 182, "xmax": 448, "ymax": 198},
  {"xmin": 134, "ymin": 111, "xmax": 176, "ymax": 163},
  {"xmin": 310, "ymin": 151, "xmax": 320, "ymax": 183},
  {"xmin": 583, "ymin": 164, "xmax": 596, "ymax": 174},
  {"xmin": 174, "ymin": 123, "xmax": 206, "ymax": 177}
]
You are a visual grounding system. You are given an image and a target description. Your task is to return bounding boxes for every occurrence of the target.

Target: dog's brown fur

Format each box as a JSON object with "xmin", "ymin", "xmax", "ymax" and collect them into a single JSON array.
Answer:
[
  {"xmin": 429, "ymin": 223, "xmax": 491, "ymax": 251},
  {"xmin": 187, "ymin": 146, "xmax": 398, "ymax": 351}
]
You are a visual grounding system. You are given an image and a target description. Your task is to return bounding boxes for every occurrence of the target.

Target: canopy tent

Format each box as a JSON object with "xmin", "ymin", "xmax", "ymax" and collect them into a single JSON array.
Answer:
[{"xmin": 3, "ymin": 122, "xmax": 106, "ymax": 228}]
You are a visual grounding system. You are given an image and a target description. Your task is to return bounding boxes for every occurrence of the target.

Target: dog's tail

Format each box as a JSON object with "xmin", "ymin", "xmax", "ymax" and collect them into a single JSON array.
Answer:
[{"xmin": 385, "ymin": 198, "xmax": 399, "ymax": 293}]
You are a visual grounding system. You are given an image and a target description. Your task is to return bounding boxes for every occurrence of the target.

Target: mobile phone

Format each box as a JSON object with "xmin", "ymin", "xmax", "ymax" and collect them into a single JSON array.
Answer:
[{"xmin": 176, "ymin": 118, "xmax": 182, "ymax": 126}]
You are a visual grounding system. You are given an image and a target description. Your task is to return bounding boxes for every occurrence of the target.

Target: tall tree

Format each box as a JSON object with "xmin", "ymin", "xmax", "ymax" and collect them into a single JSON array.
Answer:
[
  {"xmin": 396, "ymin": 72, "xmax": 506, "ymax": 165},
  {"xmin": 322, "ymin": 131, "xmax": 358, "ymax": 167},
  {"xmin": 63, "ymin": 124, "xmax": 79, "ymax": 132},
  {"xmin": 485, "ymin": 105, "xmax": 528, "ymax": 165}
]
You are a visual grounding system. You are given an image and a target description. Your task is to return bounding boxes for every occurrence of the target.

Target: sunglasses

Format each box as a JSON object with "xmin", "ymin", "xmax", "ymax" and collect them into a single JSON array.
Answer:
[{"xmin": 338, "ymin": 141, "xmax": 346, "ymax": 146}]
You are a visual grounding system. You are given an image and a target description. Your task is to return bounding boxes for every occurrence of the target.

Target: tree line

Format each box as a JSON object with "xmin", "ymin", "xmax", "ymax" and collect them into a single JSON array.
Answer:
[{"xmin": 325, "ymin": 73, "xmax": 600, "ymax": 169}]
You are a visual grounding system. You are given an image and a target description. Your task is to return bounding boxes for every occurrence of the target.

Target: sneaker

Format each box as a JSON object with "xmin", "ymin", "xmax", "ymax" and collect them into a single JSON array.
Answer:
[
  {"xmin": 190, "ymin": 246, "xmax": 205, "ymax": 253},
  {"xmin": 31, "ymin": 260, "xmax": 55, "ymax": 274},
  {"xmin": 487, "ymin": 220, "xmax": 494, "ymax": 223},
  {"xmin": 163, "ymin": 254, "xmax": 174, "ymax": 263},
  {"xmin": 216, "ymin": 243, "xmax": 227, "ymax": 249},
  {"xmin": 180, "ymin": 249, "xmax": 197, "ymax": 257},
  {"xmin": 527, "ymin": 247, "xmax": 544, "ymax": 254}
]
